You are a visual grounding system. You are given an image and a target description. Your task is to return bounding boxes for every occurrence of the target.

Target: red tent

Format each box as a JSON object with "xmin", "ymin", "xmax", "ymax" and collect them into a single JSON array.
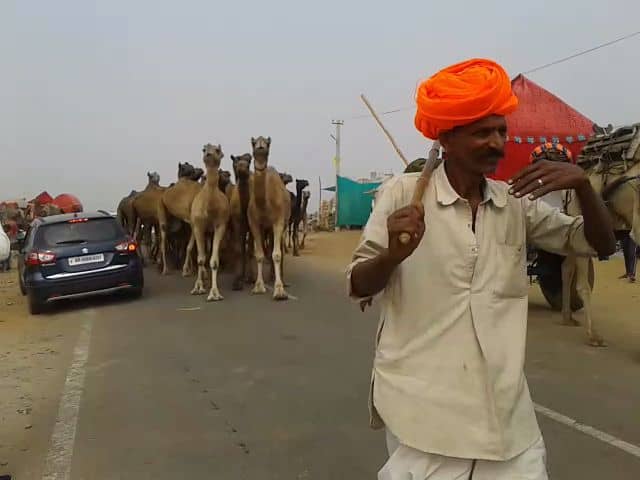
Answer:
[
  {"xmin": 490, "ymin": 75, "xmax": 595, "ymax": 182},
  {"xmin": 52, "ymin": 194, "xmax": 83, "ymax": 213},
  {"xmin": 33, "ymin": 191, "xmax": 54, "ymax": 205}
]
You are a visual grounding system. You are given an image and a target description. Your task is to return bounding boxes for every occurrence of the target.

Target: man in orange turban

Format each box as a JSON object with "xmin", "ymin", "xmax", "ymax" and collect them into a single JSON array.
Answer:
[{"xmin": 347, "ymin": 58, "xmax": 616, "ymax": 479}]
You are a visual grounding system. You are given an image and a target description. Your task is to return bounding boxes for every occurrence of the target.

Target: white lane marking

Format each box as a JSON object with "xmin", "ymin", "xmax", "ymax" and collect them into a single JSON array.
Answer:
[
  {"xmin": 42, "ymin": 318, "xmax": 93, "ymax": 479},
  {"xmin": 177, "ymin": 306, "xmax": 201, "ymax": 311},
  {"xmin": 534, "ymin": 403, "xmax": 640, "ymax": 458}
]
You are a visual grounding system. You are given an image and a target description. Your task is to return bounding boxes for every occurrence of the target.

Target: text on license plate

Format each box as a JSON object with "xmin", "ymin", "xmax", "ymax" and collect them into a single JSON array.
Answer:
[{"xmin": 68, "ymin": 254, "xmax": 105, "ymax": 266}]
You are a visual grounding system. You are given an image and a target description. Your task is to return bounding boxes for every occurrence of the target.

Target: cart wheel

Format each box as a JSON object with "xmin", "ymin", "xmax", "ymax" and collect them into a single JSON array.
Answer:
[{"xmin": 538, "ymin": 254, "xmax": 594, "ymax": 312}]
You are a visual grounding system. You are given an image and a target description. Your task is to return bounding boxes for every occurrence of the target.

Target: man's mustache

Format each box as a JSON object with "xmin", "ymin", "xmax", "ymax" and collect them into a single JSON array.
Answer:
[{"xmin": 484, "ymin": 149, "xmax": 504, "ymax": 160}]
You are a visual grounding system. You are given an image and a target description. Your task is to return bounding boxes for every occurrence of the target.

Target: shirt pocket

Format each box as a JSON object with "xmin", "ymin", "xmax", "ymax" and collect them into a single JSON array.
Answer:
[{"xmin": 493, "ymin": 242, "xmax": 528, "ymax": 298}]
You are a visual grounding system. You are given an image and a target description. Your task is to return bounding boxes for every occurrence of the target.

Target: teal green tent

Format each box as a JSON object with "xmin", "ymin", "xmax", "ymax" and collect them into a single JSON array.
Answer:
[{"xmin": 327, "ymin": 176, "xmax": 381, "ymax": 227}]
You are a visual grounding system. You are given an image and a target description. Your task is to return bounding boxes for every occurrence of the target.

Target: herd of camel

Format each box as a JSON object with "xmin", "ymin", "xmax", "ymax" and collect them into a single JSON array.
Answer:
[{"xmin": 116, "ymin": 137, "xmax": 311, "ymax": 302}]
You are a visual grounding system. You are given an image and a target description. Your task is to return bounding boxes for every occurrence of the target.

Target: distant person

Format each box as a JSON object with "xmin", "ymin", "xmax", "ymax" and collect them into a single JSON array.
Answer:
[
  {"xmin": 348, "ymin": 58, "xmax": 615, "ymax": 479},
  {"xmin": 615, "ymin": 230, "xmax": 637, "ymax": 282}
]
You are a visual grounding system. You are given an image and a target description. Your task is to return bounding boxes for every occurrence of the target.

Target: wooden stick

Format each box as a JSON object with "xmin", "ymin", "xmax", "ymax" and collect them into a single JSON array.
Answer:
[
  {"xmin": 398, "ymin": 141, "xmax": 441, "ymax": 244},
  {"xmin": 360, "ymin": 94, "xmax": 409, "ymax": 167}
]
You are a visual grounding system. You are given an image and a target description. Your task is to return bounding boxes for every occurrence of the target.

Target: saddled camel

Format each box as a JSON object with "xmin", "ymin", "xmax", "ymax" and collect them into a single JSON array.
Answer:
[{"xmin": 561, "ymin": 161, "xmax": 639, "ymax": 346}]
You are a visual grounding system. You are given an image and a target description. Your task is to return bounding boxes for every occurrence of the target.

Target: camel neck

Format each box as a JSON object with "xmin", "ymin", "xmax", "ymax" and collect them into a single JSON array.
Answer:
[
  {"xmin": 301, "ymin": 195, "xmax": 309, "ymax": 213},
  {"xmin": 254, "ymin": 169, "xmax": 267, "ymax": 209},
  {"xmin": 205, "ymin": 167, "xmax": 220, "ymax": 188},
  {"xmin": 295, "ymin": 185, "xmax": 304, "ymax": 211},
  {"xmin": 237, "ymin": 174, "xmax": 250, "ymax": 212}
]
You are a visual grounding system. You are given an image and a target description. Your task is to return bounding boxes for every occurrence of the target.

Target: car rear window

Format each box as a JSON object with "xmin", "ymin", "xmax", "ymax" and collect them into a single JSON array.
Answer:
[{"xmin": 35, "ymin": 218, "xmax": 124, "ymax": 248}]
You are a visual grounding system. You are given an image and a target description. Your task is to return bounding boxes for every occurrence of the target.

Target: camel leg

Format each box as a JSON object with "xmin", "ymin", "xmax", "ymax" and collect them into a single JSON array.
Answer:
[
  {"xmin": 272, "ymin": 222, "xmax": 289, "ymax": 301},
  {"xmin": 246, "ymin": 232, "xmax": 256, "ymax": 284},
  {"xmin": 280, "ymin": 231, "xmax": 289, "ymax": 288},
  {"xmin": 300, "ymin": 217, "xmax": 307, "ymax": 250},
  {"xmin": 207, "ymin": 223, "xmax": 227, "ymax": 302},
  {"xmin": 149, "ymin": 225, "xmax": 158, "ymax": 263},
  {"xmin": 232, "ymin": 220, "xmax": 245, "ymax": 291},
  {"xmin": 133, "ymin": 217, "xmax": 142, "ymax": 243},
  {"xmin": 157, "ymin": 205, "xmax": 170, "ymax": 275},
  {"xmin": 182, "ymin": 233, "xmax": 196, "ymax": 277},
  {"xmin": 190, "ymin": 225, "xmax": 208, "ymax": 295},
  {"xmin": 292, "ymin": 220, "xmax": 300, "ymax": 256},
  {"xmin": 249, "ymin": 220, "xmax": 267, "ymax": 294},
  {"xmin": 577, "ymin": 258, "xmax": 605, "ymax": 347},
  {"xmin": 561, "ymin": 254, "xmax": 580, "ymax": 326},
  {"xmin": 283, "ymin": 225, "xmax": 290, "ymax": 254}
]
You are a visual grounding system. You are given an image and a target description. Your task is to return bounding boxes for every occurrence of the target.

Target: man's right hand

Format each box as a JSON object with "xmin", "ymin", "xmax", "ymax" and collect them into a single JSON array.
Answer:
[{"xmin": 386, "ymin": 204, "xmax": 425, "ymax": 264}]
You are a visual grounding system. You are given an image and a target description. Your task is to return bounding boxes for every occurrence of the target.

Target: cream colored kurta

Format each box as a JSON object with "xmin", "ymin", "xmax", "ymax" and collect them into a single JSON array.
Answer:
[{"xmin": 347, "ymin": 162, "xmax": 596, "ymax": 461}]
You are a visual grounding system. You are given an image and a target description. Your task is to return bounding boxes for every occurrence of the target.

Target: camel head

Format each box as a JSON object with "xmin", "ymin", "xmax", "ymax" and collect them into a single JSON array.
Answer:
[
  {"xmin": 202, "ymin": 143, "xmax": 224, "ymax": 169},
  {"xmin": 147, "ymin": 171, "xmax": 161, "ymax": 186},
  {"xmin": 178, "ymin": 162, "xmax": 197, "ymax": 179},
  {"xmin": 218, "ymin": 169, "xmax": 232, "ymax": 191},
  {"xmin": 280, "ymin": 172, "xmax": 293, "ymax": 185},
  {"xmin": 296, "ymin": 178, "xmax": 310, "ymax": 192},
  {"xmin": 190, "ymin": 167, "xmax": 205, "ymax": 182},
  {"xmin": 231, "ymin": 153, "xmax": 252, "ymax": 180},
  {"xmin": 251, "ymin": 136, "xmax": 271, "ymax": 170}
]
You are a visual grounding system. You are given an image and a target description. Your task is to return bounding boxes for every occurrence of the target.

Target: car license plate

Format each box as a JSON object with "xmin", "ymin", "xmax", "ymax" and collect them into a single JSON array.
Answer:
[{"xmin": 68, "ymin": 254, "xmax": 104, "ymax": 266}]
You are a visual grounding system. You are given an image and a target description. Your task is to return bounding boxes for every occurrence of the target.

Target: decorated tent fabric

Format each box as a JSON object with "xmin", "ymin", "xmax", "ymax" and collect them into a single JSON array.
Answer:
[
  {"xmin": 490, "ymin": 75, "xmax": 595, "ymax": 182},
  {"xmin": 335, "ymin": 176, "xmax": 381, "ymax": 227},
  {"xmin": 52, "ymin": 193, "xmax": 83, "ymax": 213},
  {"xmin": 33, "ymin": 191, "xmax": 54, "ymax": 205}
]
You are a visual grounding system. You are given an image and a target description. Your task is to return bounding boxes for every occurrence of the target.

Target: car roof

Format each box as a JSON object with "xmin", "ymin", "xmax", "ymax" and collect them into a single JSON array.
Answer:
[{"xmin": 33, "ymin": 211, "xmax": 114, "ymax": 226}]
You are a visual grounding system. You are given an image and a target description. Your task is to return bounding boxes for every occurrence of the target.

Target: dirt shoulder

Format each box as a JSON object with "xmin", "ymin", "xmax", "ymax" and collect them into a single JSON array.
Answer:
[{"xmin": 0, "ymin": 271, "xmax": 82, "ymax": 477}]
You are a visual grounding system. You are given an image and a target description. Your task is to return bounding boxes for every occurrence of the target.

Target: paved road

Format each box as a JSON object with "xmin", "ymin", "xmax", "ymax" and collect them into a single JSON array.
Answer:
[{"xmin": 1, "ymin": 247, "xmax": 640, "ymax": 479}]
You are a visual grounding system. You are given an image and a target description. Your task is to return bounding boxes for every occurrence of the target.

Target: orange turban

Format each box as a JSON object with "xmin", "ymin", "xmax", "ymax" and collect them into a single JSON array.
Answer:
[{"xmin": 414, "ymin": 58, "xmax": 518, "ymax": 139}]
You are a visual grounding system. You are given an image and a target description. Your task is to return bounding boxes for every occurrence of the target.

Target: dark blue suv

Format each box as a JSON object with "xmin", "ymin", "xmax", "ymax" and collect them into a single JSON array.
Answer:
[{"xmin": 18, "ymin": 211, "xmax": 144, "ymax": 314}]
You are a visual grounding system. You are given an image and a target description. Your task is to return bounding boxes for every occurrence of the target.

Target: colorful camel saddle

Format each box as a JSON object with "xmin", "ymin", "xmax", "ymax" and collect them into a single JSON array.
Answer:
[{"xmin": 578, "ymin": 123, "xmax": 640, "ymax": 174}]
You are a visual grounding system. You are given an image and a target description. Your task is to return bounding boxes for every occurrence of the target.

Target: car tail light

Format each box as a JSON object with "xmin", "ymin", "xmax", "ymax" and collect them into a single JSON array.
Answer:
[
  {"xmin": 26, "ymin": 251, "xmax": 57, "ymax": 266},
  {"xmin": 116, "ymin": 240, "xmax": 137, "ymax": 253},
  {"xmin": 68, "ymin": 218, "xmax": 88, "ymax": 224}
]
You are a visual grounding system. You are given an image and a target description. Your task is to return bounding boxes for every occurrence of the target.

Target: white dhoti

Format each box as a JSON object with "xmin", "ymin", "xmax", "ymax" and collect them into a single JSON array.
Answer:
[{"xmin": 378, "ymin": 430, "xmax": 549, "ymax": 480}]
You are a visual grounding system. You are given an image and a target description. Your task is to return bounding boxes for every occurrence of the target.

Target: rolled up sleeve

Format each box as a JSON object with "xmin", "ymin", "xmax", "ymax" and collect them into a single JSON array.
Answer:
[
  {"xmin": 524, "ymin": 196, "xmax": 597, "ymax": 257},
  {"xmin": 345, "ymin": 179, "xmax": 399, "ymax": 300}
]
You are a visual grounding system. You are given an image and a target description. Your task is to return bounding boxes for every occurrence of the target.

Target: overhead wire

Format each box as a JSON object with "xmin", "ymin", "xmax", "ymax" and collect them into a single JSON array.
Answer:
[{"xmin": 345, "ymin": 29, "xmax": 640, "ymax": 121}]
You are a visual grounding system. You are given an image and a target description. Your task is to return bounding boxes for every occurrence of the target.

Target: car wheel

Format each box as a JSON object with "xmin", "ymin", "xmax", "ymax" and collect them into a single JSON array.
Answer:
[
  {"xmin": 130, "ymin": 287, "xmax": 143, "ymax": 299},
  {"xmin": 27, "ymin": 292, "xmax": 45, "ymax": 315}
]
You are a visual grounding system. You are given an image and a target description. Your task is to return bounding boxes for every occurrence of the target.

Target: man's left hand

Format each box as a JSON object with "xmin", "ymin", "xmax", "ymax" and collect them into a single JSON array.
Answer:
[{"xmin": 507, "ymin": 160, "xmax": 588, "ymax": 200}]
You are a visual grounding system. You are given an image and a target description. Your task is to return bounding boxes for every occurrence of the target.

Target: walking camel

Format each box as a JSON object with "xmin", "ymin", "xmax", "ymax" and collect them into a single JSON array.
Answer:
[
  {"xmin": 157, "ymin": 163, "xmax": 203, "ymax": 275},
  {"xmin": 299, "ymin": 190, "xmax": 311, "ymax": 250},
  {"xmin": 228, "ymin": 153, "xmax": 253, "ymax": 290},
  {"xmin": 189, "ymin": 144, "xmax": 230, "ymax": 301},
  {"xmin": 247, "ymin": 136, "xmax": 291, "ymax": 300},
  {"xmin": 288, "ymin": 178, "xmax": 309, "ymax": 256},
  {"xmin": 117, "ymin": 190, "xmax": 138, "ymax": 235},
  {"xmin": 131, "ymin": 172, "xmax": 164, "ymax": 258}
]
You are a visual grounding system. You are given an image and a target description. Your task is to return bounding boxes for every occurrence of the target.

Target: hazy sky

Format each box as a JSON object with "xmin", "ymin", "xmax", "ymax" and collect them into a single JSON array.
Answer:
[{"xmin": 2, "ymin": 1, "xmax": 640, "ymax": 211}]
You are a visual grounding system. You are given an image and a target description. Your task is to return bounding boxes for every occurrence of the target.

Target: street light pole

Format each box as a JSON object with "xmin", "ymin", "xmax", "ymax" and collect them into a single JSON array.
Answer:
[{"xmin": 331, "ymin": 120, "xmax": 343, "ymax": 231}]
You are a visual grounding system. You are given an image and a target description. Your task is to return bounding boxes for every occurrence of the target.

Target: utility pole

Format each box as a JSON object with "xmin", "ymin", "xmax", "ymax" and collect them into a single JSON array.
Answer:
[{"xmin": 331, "ymin": 119, "xmax": 343, "ymax": 231}]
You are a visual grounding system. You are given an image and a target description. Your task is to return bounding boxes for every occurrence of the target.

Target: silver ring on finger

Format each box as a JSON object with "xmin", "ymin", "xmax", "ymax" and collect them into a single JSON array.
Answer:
[{"xmin": 537, "ymin": 178, "xmax": 544, "ymax": 187}]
